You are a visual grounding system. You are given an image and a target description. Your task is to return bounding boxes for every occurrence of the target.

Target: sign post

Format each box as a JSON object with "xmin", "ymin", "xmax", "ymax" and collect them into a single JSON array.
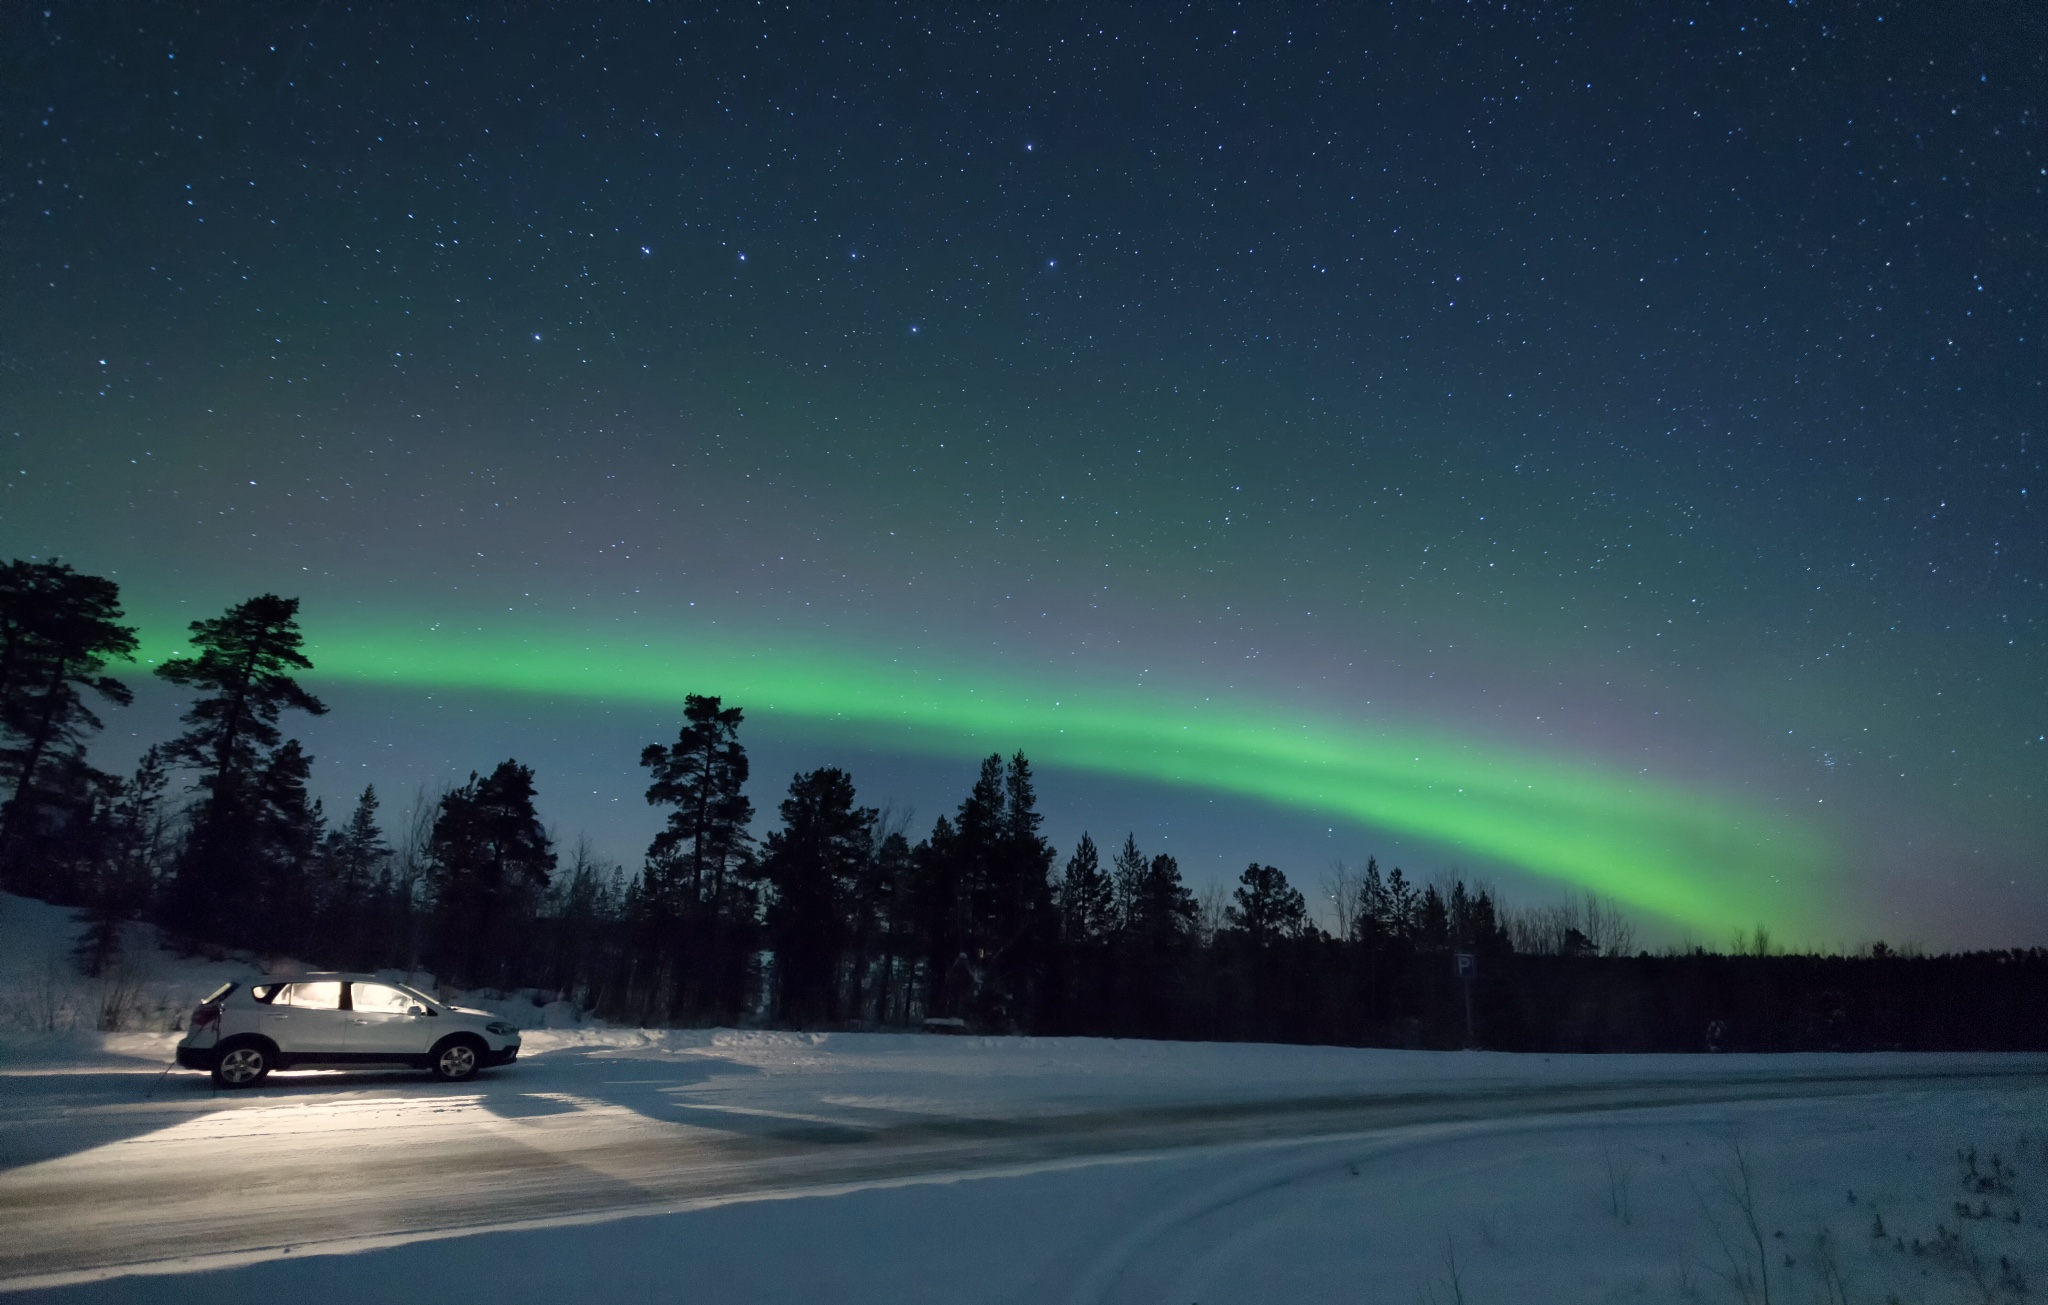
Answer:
[{"xmin": 1453, "ymin": 952, "xmax": 1477, "ymax": 1048}]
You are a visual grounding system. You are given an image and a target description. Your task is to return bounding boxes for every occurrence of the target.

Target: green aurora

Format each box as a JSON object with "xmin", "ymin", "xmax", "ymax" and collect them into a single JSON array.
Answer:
[{"xmin": 144, "ymin": 615, "xmax": 1829, "ymax": 936}]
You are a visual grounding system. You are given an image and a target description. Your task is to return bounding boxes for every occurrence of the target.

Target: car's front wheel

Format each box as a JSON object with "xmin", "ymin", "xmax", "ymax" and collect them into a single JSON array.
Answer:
[
  {"xmin": 212, "ymin": 1040, "xmax": 272, "ymax": 1089},
  {"xmin": 430, "ymin": 1037, "xmax": 484, "ymax": 1082}
]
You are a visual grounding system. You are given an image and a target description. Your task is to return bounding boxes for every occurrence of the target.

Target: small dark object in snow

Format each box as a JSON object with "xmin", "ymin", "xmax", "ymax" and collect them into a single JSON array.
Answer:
[
  {"xmin": 1871, "ymin": 1213, "xmax": 1886, "ymax": 1238},
  {"xmin": 921, "ymin": 1017, "xmax": 969, "ymax": 1035},
  {"xmin": 1847, "ymin": 1189, "xmax": 1856, "ymax": 1204}
]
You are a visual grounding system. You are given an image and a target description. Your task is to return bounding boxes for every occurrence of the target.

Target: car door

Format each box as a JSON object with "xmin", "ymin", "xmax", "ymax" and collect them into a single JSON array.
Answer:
[
  {"xmin": 260, "ymin": 980, "xmax": 347, "ymax": 1055},
  {"xmin": 346, "ymin": 982, "xmax": 434, "ymax": 1059}
]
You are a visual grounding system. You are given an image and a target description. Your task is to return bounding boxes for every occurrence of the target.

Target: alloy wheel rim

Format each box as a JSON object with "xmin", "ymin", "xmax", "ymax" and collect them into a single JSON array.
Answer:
[
  {"xmin": 220, "ymin": 1049, "xmax": 262, "ymax": 1083},
  {"xmin": 441, "ymin": 1045, "xmax": 476, "ymax": 1076}
]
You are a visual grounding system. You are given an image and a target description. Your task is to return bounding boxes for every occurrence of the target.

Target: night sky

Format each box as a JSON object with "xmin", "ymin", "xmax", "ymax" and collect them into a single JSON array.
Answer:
[{"xmin": 5, "ymin": 3, "xmax": 2043, "ymax": 947}]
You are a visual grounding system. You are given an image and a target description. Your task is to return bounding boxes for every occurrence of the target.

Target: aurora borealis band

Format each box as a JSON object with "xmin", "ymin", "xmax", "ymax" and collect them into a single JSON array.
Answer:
[
  {"xmin": 235, "ymin": 617, "xmax": 1828, "ymax": 935},
  {"xmin": 6, "ymin": 5, "xmax": 2044, "ymax": 945}
]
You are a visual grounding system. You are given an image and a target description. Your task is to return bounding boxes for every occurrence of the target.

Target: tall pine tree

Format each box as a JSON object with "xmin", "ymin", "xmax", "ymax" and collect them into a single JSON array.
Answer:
[
  {"xmin": 937, "ymin": 752, "xmax": 1055, "ymax": 1028},
  {"xmin": 762, "ymin": 767, "xmax": 875, "ymax": 1026},
  {"xmin": 0, "ymin": 560, "xmax": 137, "ymax": 892},
  {"xmin": 312, "ymin": 786, "xmax": 391, "ymax": 968},
  {"xmin": 426, "ymin": 760, "xmax": 554, "ymax": 987},
  {"xmin": 639, "ymin": 695, "xmax": 758, "ymax": 1019},
  {"xmin": 640, "ymin": 695, "xmax": 754, "ymax": 914},
  {"xmin": 1056, "ymin": 832, "xmax": 1115, "ymax": 944},
  {"xmin": 252, "ymin": 738, "xmax": 325, "ymax": 954},
  {"xmin": 155, "ymin": 594, "xmax": 326, "ymax": 944}
]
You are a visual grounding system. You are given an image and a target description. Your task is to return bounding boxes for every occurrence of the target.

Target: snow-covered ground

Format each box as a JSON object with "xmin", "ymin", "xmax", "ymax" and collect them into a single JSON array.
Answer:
[{"xmin": 2, "ymin": 894, "xmax": 2043, "ymax": 1302}]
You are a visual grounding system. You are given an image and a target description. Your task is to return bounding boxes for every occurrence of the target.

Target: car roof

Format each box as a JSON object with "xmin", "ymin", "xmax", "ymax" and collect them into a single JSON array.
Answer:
[{"xmin": 262, "ymin": 973, "xmax": 411, "ymax": 984}]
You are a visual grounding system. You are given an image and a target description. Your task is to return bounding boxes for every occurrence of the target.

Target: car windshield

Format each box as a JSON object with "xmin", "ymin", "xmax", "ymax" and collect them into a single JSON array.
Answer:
[{"xmin": 395, "ymin": 985, "xmax": 440, "ymax": 1009}]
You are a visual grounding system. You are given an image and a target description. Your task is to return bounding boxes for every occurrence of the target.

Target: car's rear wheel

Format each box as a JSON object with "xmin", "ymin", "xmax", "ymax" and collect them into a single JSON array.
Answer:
[
  {"xmin": 212, "ymin": 1041, "xmax": 271, "ymax": 1089},
  {"xmin": 430, "ymin": 1037, "xmax": 484, "ymax": 1082}
]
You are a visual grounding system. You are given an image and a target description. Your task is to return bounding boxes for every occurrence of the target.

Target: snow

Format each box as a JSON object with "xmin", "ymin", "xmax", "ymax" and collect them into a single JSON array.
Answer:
[
  {"xmin": 8, "ymin": 1072, "xmax": 2041, "ymax": 1304},
  {"xmin": 0, "ymin": 893, "xmax": 583, "ymax": 1043},
  {"xmin": 0, "ymin": 894, "xmax": 258, "ymax": 1045},
  {"xmin": 2, "ymin": 892, "xmax": 2043, "ymax": 1302}
]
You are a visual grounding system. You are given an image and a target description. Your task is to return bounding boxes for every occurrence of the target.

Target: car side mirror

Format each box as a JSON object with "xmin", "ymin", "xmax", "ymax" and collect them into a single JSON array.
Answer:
[{"xmin": 409, "ymin": 1006, "xmax": 428, "ymax": 1016}]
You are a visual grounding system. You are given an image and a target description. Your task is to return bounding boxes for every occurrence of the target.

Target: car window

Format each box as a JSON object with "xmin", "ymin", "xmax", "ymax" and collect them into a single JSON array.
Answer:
[
  {"xmin": 352, "ymin": 983, "xmax": 416, "ymax": 1013},
  {"xmin": 282, "ymin": 981, "xmax": 343, "ymax": 1010}
]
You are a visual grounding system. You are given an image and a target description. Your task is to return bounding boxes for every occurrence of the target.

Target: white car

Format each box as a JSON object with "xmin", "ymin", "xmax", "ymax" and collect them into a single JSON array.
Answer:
[{"xmin": 176, "ymin": 974, "xmax": 523, "ymax": 1088}]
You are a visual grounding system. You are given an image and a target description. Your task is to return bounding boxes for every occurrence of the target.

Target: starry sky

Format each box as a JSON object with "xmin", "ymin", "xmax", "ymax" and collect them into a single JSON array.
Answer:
[{"xmin": 4, "ymin": 3, "xmax": 2042, "ymax": 947}]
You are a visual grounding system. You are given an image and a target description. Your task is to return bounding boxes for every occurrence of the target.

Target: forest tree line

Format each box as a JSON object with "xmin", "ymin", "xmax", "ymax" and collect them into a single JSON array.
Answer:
[{"xmin": 3, "ymin": 560, "xmax": 2043, "ymax": 1052}]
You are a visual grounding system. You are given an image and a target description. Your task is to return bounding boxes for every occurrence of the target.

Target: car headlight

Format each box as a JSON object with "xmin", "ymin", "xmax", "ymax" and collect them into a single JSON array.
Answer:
[{"xmin": 485, "ymin": 1021, "xmax": 519, "ymax": 1036}]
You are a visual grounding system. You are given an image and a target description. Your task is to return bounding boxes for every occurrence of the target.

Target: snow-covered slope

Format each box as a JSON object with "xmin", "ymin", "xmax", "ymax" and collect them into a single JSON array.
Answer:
[
  {"xmin": 0, "ymin": 893, "xmax": 582, "ymax": 1058},
  {"xmin": 0, "ymin": 894, "xmax": 259, "ymax": 1058}
]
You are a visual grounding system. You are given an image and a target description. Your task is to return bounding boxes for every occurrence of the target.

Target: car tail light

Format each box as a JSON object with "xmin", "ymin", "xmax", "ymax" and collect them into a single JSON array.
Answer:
[{"xmin": 191, "ymin": 1003, "xmax": 221, "ymax": 1029}]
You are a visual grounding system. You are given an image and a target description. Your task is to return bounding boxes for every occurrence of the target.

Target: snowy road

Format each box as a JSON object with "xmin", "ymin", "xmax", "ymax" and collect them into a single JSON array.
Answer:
[{"xmin": 2, "ymin": 1032, "xmax": 2042, "ymax": 1295}]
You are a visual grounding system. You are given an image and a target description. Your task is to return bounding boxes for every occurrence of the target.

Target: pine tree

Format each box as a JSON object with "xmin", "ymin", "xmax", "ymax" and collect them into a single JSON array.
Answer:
[
  {"xmin": 155, "ymin": 595, "xmax": 327, "ymax": 942},
  {"xmin": 909, "ymin": 814, "xmax": 967, "ymax": 1017},
  {"xmin": 104, "ymin": 746, "xmax": 172, "ymax": 911},
  {"xmin": 762, "ymin": 767, "xmax": 875, "ymax": 1025},
  {"xmin": 953, "ymin": 754, "xmax": 1008, "ymax": 961},
  {"xmin": 938, "ymin": 752, "xmax": 1055, "ymax": 1027},
  {"xmin": 985, "ymin": 752, "xmax": 1056, "ymax": 1021},
  {"xmin": 1111, "ymin": 832, "xmax": 1149, "ymax": 932},
  {"xmin": 1355, "ymin": 856, "xmax": 1392, "ymax": 947},
  {"xmin": 67, "ymin": 765, "xmax": 130, "ymax": 975},
  {"xmin": 324, "ymin": 787, "xmax": 390, "ymax": 905},
  {"xmin": 1226, "ymin": 863, "xmax": 1309, "ymax": 947},
  {"xmin": 1383, "ymin": 865, "xmax": 1419, "ymax": 942},
  {"xmin": 1127, "ymin": 851, "xmax": 1198, "ymax": 948},
  {"xmin": 253, "ymin": 739, "xmax": 325, "ymax": 954},
  {"xmin": 1415, "ymin": 884, "xmax": 1451, "ymax": 952},
  {"xmin": 639, "ymin": 695, "xmax": 755, "ymax": 913},
  {"xmin": 1107, "ymin": 841, "xmax": 1197, "ymax": 1037},
  {"xmin": 855, "ymin": 828, "xmax": 914, "ymax": 1023},
  {"xmin": 639, "ymin": 695, "xmax": 758, "ymax": 1018},
  {"xmin": 1445, "ymin": 879, "xmax": 1512, "ymax": 957},
  {"xmin": 70, "ymin": 747, "xmax": 176, "ymax": 975},
  {"xmin": 317, "ymin": 785, "xmax": 390, "ymax": 964},
  {"xmin": 0, "ymin": 560, "xmax": 138, "ymax": 888},
  {"xmin": 1056, "ymin": 832, "xmax": 1115, "ymax": 944},
  {"xmin": 427, "ymin": 760, "xmax": 555, "ymax": 987}
]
